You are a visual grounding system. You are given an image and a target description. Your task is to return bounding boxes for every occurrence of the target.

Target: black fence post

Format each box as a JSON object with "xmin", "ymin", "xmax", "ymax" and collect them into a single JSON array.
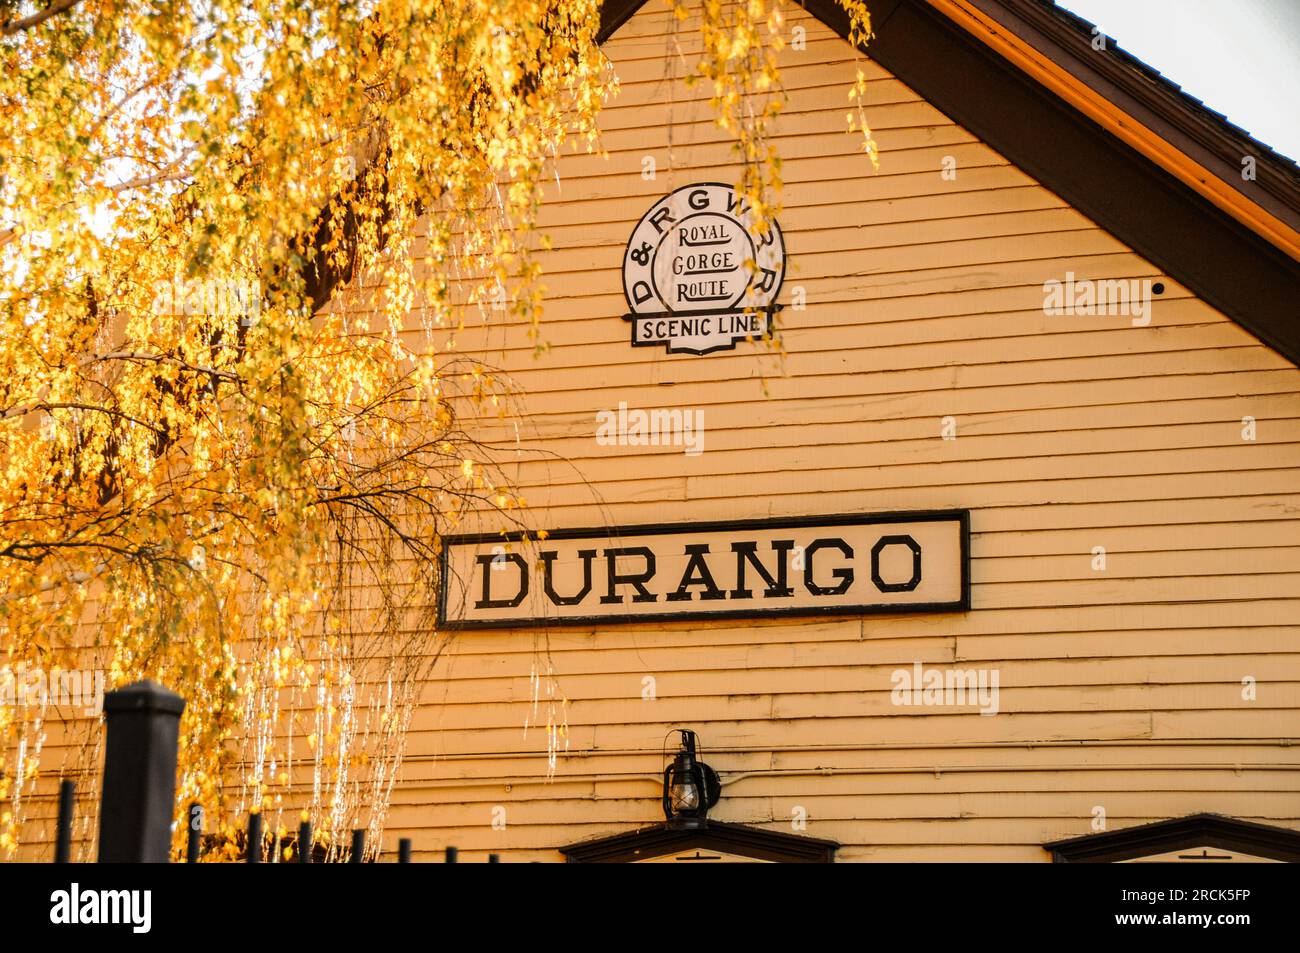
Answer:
[
  {"xmin": 186, "ymin": 804, "xmax": 203, "ymax": 863},
  {"xmin": 247, "ymin": 813, "xmax": 263, "ymax": 863},
  {"xmin": 445, "ymin": 846, "xmax": 458, "ymax": 863},
  {"xmin": 398, "ymin": 838, "xmax": 412, "ymax": 863},
  {"xmin": 350, "ymin": 829, "xmax": 365, "ymax": 863},
  {"xmin": 97, "ymin": 681, "xmax": 185, "ymax": 863},
  {"xmin": 54, "ymin": 779, "xmax": 75, "ymax": 863},
  {"xmin": 488, "ymin": 853, "xmax": 500, "ymax": 863},
  {"xmin": 298, "ymin": 820, "xmax": 312, "ymax": 863}
]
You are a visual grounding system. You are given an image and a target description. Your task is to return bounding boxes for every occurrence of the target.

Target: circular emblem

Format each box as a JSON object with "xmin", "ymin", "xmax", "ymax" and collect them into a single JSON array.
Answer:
[{"xmin": 621, "ymin": 183, "xmax": 787, "ymax": 355}]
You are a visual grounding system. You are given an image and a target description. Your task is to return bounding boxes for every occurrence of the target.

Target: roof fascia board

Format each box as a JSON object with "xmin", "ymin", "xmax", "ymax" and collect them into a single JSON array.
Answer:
[{"xmin": 933, "ymin": 0, "xmax": 1300, "ymax": 262}]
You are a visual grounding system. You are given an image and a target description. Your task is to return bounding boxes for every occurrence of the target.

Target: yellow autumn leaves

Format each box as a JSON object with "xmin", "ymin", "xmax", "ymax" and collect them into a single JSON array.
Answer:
[
  {"xmin": 0, "ymin": 0, "xmax": 877, "ymax": 859},
  {"xmin": 0, "ymin": 0, "xmax": 610, "ymax": 860}
]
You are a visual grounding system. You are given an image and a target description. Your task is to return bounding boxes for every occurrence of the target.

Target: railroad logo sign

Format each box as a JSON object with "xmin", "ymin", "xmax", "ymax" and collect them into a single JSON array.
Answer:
[{"xmin": 621, "ymin": 182, "xmax": 787, "ymax": 355}]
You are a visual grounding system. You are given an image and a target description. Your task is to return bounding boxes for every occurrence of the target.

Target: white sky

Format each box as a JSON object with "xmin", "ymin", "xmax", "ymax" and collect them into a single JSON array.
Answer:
[{"xmin": 1061, "ymin": 0, "xmax": 1300, "ymax": 162}]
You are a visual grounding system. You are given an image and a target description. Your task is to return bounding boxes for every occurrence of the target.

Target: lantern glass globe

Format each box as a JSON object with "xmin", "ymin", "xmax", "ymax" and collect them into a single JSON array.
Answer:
[{"xmin": 670, "ymin": 780, "xmax": 700, "ymax": 812}]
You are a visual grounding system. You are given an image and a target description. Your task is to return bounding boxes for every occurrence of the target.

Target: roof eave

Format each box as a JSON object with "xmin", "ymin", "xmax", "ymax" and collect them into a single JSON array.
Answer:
[{"xmin": 932, "ymin": 0, "xmax": 1300, "ymax": 261}]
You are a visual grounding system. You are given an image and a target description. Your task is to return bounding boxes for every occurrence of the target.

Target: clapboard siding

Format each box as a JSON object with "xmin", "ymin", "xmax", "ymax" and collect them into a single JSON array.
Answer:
[
  {"xmin": 358, "ymin": 1, "xmax": 1299, "ymax": 862},
  {"xmin": 336, "ymin": 0, "xmax": 1299, "ymax": 863}
]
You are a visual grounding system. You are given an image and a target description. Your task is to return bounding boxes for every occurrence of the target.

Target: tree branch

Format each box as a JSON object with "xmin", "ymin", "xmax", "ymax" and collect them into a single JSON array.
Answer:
[{"xmin": 2, "ymin": 0, "xmax": 82, "ymax": 37}]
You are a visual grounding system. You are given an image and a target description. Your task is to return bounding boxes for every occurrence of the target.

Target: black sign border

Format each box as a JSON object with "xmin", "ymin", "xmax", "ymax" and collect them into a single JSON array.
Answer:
[{"xmin": 437, "ymin": 509, "xmax": 971, "ymax": 630}]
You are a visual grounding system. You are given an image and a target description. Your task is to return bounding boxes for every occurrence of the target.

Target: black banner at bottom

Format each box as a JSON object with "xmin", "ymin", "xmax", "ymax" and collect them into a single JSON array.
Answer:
[{"xmin": 0, "ymin": 860, "xmax": 1287, "ymax": 941}]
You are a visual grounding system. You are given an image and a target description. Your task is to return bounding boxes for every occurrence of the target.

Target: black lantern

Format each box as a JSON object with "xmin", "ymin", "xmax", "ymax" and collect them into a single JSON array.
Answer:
[{"xmin": 662, "ymin": 729, "xmax": 721, "ymax": 828}]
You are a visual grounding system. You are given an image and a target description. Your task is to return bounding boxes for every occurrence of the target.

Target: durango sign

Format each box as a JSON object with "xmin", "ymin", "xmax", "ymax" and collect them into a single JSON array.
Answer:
[
  {"xmin": 621, "ymin": 182, "xmax": 786, "ymax": 355},
  {"xmin": 438, "ymin": 511, "xmax": 969, "ymax": 629}
]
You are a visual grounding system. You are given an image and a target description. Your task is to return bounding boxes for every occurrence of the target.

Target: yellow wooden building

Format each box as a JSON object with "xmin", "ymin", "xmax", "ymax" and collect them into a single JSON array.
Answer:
[{"xmin": 316, "ymin": 0, "xmax": 1300, "ymax": 863}]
